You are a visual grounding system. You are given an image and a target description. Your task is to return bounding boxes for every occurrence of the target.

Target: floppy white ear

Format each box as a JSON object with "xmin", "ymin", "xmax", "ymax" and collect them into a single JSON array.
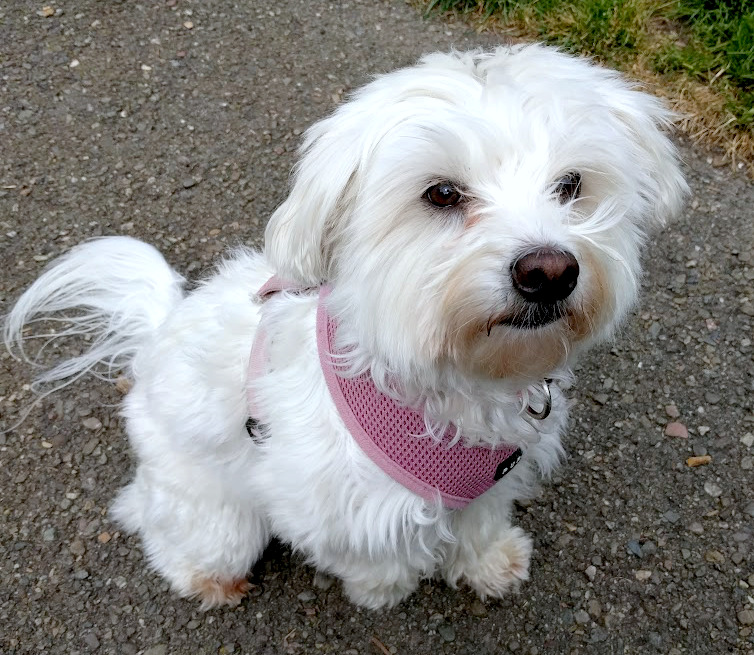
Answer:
[
  {"xmin": 264, "ymin": 111, "xmax": 364, "ymax": 286},
  {"xmin": 611, "ymin": 89, "xmax": 689, "ymax": 226}
]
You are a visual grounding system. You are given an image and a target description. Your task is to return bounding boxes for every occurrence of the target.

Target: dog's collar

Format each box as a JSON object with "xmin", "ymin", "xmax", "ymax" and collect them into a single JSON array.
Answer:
[
  {"xmin": 248, "ymin": 277, "xmax": 558, "ymax": 508},
  {"xmin": 254, "ymin": 276, "xmax": 553, "ymax": 422}
]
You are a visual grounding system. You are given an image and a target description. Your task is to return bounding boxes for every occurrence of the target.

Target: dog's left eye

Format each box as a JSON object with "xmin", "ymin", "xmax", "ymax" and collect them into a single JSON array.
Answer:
[
  {"xmin": 425, "ymin": 182, "xmax": 463, "ymax": 208},
  {"xmin": 553, "ymin": 172, "xmax": 582, "ymax": 204}
]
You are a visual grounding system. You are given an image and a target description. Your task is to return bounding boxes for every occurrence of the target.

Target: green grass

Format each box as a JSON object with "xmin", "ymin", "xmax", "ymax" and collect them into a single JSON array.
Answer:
[
  {"xmin": 425, "ymin": 0, "xmax": 754, "ymax": 134},
  {"xmin": 656, "ymin": 0, "xmax": 754, "ymax": 126}
]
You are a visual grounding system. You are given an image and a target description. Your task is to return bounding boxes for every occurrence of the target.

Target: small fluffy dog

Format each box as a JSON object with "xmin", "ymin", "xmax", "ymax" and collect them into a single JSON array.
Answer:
[{"xmin": 5, "ymin": 45, "xmax": 687, "ymax": 609}]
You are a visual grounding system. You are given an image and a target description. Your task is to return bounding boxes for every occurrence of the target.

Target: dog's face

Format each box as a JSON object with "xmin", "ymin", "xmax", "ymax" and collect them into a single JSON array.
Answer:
[{"xmin": 266, "ymin": 45, "xmax": 687, "ymax": 385}]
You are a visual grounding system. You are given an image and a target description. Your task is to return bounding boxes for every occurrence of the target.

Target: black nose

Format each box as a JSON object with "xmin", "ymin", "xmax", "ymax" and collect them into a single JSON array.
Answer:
[{"xmin": 511, "ymin": 248, "xmax": 579, "ymax": 304}]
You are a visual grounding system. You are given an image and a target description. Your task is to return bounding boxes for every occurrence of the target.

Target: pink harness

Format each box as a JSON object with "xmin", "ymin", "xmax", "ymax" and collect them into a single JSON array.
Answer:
[{"xmin": 248, "ymin": 277, "xmax": 522, "ymax": 509}]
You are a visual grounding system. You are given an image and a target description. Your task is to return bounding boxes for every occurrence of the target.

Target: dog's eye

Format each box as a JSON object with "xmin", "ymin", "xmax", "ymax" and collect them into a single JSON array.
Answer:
[
  {"xmin": 425, "ymin": 182, "xmax": 463, "ymax": 208},
  {"xmin": 553, "ymin": 172, "xmax": 582, "ymax": 204}
]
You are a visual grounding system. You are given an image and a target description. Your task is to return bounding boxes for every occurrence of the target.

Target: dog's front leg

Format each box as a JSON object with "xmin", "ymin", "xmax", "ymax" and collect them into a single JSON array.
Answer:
[
  {"xmin": 441, "ymin": 481, "xmax": 532, "ymax": 600},
  {"xmin": 338, "ymin": 557, "xmax": 424, "ymax": 610}
]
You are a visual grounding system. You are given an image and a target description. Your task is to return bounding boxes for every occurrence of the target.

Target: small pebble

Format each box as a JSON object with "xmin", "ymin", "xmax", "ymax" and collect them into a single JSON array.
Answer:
[
  {"xmin": 82, "ymin": 437, "xmax": 98, "ymax": 455},
  {"xmin": 82, "ymin": 417, "xmax": 102, "ymax": 431},
  {"xmin": 83, "ymin": 633, "xmax": 99, "ymax": 650},
  {"xmin": 665, "ymin": 422, "xmax": 688, "ymax": 438},
  {"xmin": 437, "ymin": 623, "xmax": 455, "ymax": 642},
  {"xmin": 590, "ymin": 627, "xmax": 609, "ymax": 643},
  {"xmin": 738, "ymin": 610, "xmax": 754, "ymax": 626},
  {"xmin": 741, "ymin": 456, "xmax": 753, "ymax": 470},
  {"xmin": 704, "ymin": 550, "xmax": 725, "ymax": 564},
  {"xmin": 626, "ymin": 540, "xmax": 643, "ymax": 558},
  {"xmin": 587, "ymin": 599, "xmax": 602, "ymax": 619},
  {"xmin": 688, "ymin": 522, "xmax": 704, "ymax": 535},
  {"xmin": 665, "ymin": 404, "xmax": 680, "ymax": 418},
  {"xmin": 469, "ymin": 599, "xmax": 487, "ymax": 617},
  {"xmin": 574, "ymin": 609, "xmax": 590, "ymax": 624},
  {"xmin": 69, "ymin": 539, "xmax": 86, "ymax": 556},
  {"xmin": 703, "ymin": 481, "xmax": 723, "ymax": 498},
  {"xmin": 297, "ymin": 590, "xmax": 316, "ymax": 603},
  {"xmin": 634, "ymin": 570, "xmax": 652, "ymax": 581},
  {"xmin": 585, "ymin": 565, "xmax": 596, "ymax": 581},
  {"xmin": 663, "ymin": 510, "xmax": 681, "ymax": 524},
  {"xmin": 143, "ymin": 646, "xmax": 168, "ymax": 655},
  {"xmin": 741, "ymin": 433, "xmax": 754, "ymax": 447},
  {"xmin": 115, "ymin": 376, "xmax": 132, "ymax": 394},
  {"xmin": 686, "ymin": 455, "xmax": 712, "ymax": 467},
  {"xmin": 642, "ymin": 540, "xmax": 658, "ymax": 556}
]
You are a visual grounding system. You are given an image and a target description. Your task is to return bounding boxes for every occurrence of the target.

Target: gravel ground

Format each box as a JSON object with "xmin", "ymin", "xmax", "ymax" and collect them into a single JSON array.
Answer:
[{"xmin": 1, "ymin": 1, "xmax": 753, "ymax": 654}]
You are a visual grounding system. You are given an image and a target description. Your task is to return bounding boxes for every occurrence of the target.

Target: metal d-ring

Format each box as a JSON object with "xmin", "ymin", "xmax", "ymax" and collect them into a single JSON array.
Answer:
[{"xmin": 526, "ymin": 379, "xmax": 552, "ymax": 421}]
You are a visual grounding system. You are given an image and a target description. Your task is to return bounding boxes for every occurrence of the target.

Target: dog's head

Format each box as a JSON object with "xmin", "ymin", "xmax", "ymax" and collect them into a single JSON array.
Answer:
[{"xmin": 265, "ymin": 45, "xmax": 687, "ymax": 386}]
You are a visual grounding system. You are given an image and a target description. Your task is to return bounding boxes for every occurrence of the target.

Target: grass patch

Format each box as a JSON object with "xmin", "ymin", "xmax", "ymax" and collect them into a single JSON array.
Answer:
[{"xmin": 423, "ymin": 0, "xmax": 754, "ymax": 173}]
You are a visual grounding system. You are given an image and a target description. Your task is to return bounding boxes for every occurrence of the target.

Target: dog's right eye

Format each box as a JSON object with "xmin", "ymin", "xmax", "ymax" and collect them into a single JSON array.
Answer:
[
  {"xmin": 553, "ymin": 172, "xmax": 582, "ymax": 204},
  {"xmin": 425, "ymin": 182, "xmax": 463, "ymax": 208}
]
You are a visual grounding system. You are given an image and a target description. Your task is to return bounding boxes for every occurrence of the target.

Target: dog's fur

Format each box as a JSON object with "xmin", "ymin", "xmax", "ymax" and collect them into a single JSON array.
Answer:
[{"xmin": 4, "ymin": 45, "xmax": 687, "ymax": 609}]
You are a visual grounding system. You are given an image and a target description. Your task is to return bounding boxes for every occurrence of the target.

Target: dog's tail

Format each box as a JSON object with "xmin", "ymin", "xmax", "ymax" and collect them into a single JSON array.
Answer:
[{"xmin": 4, "ymin": 236, "xmax": 185, "ymax": 390}]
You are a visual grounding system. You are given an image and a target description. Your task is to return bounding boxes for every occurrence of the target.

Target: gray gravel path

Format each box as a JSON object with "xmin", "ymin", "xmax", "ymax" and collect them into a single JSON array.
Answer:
[{"xmin": 1, "ymin": 1, "xmax": 753, "ymax": 653}]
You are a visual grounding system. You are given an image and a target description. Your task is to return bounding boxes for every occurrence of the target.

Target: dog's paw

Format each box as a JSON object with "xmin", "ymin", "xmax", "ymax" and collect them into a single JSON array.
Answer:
[
  {"xmin": 453, "ymin": 526, "xmax": 532, "ymax": 600},
  {"xmin": 342, "ymin": 577, "xmax": 417, "ymax": 610},
  {"xmin": 190, "ymin": 575, "xmax": 253, "ymax": 609}
]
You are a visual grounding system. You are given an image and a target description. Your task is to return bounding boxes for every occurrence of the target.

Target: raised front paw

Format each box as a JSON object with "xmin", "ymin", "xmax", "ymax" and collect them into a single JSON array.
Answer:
[{"xmin": 447, "ymin": 526, "xmax": 532, "ymax": 600}]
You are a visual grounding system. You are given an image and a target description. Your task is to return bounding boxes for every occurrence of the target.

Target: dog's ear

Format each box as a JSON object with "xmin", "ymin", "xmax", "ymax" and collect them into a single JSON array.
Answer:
[
  {"xmin": 610, "ymin": 90, "xmax": 689, "ymax": 226},
  {"xmin": 264, "ymin": 112, "xmax": 363, "ymax": 285}
]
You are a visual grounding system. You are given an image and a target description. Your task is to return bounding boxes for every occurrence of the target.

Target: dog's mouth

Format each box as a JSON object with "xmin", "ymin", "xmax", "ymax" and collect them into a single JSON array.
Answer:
[{"xmin": 486, "ymin": 302, "xmax": 567, "ymax": 334}]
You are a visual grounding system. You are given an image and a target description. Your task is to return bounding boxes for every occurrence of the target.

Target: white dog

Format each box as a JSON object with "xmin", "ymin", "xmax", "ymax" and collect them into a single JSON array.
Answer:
[{"xmin": 5, "ymin": 45, "xmax": 687, "ymax": 610}]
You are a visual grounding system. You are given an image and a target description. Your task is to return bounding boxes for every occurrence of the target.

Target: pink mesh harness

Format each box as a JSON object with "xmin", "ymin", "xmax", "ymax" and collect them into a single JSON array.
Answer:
[{"xmin": 248, "ymin": 277, "xmax": 522, "ymax": 509}]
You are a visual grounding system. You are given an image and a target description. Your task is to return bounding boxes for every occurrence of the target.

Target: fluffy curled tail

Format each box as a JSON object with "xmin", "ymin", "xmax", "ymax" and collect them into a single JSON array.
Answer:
[{"xmin": 4, "ymin": 236, "xmax": 185, "ymax": 390}]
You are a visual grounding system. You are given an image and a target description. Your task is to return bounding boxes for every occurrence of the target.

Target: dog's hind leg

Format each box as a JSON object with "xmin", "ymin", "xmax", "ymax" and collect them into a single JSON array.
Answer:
[
  {"xmin": 112, "ymin": 466, "xmax": 269, "ymax": 608},
  {"xmin": 109, "ymin": 249, "xmax": 275, "ymax": 607},
  {"xmin": 112, "ymin": 390, "xmax": 270, "ymax": 608}
]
